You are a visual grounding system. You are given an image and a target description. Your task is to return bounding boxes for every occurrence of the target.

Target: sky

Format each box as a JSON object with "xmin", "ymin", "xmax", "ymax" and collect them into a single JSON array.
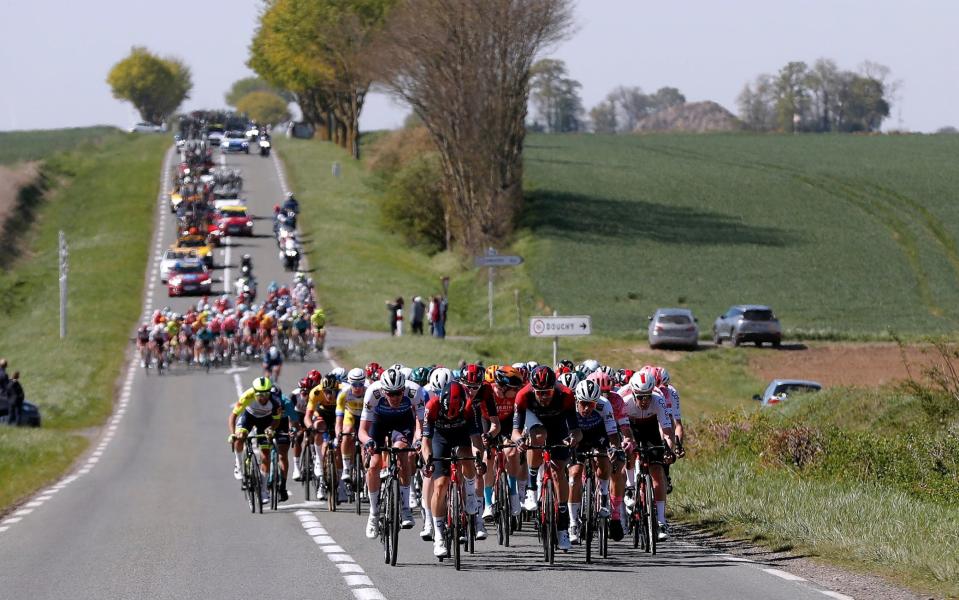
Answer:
[{"xmin": 2, "ymin": 0, "xmax": 957, "ymax": 133}]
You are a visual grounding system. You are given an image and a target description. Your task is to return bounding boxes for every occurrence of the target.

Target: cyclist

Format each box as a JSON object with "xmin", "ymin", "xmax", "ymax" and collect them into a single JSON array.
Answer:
[
  {"xmin": 263, "ymin": 345, "xmax": 283, "ymax": 380},
  {"xmin": 587, "ymin": 370, "xmax": 633, "ymax": 541},
  {"xmin": 149, "ymin": 325, "xmax": 167, "ymax": 369},
  {"xmin": 654, "ymin": 366, "xmax": 685, "ymax": 493},
  {"xmin": 621, "ymin": 368, "xmax": 676, "ymax": 541},
  {"xmin": 490, "ymin": 366, "xmax": 525, "ymax": 516},
  {"xmin": 422, "ymin": 381, "xmax": 492, "ymax": 558},
  {"xmin": 512, "ymin": 366, "xmax": 581, "ymax": 551},
  {"xmin": 365, "ymin": 362, "xmax": 383, "ymax": 383},
  {"xmin": 568, "ymin": 379, "xmax": 619, "ymax": 544},
  {"xmin": 229, "ymin": 376, "xmax": 290, "ymax": 504},
  {"xmin": 136, "ymin": 323, "xmax": 151, "ymax": 366},
  {"xmin": 304, "ymin": 373, "xmax": 339, "ymax": 501},
  {"xmin": 194, "ymin": 321, "xmax": 216, "ymax": 365},
  {"xmin": 290, "ymin": 376, "xmax": 313, "ymax": 482},
  {"xmin": 460, "ymin": 364, "xmax": 502, "ymax": 535},
  {"xmin": 335, "ymin": 368, "xmax": 367, "ymax": 491},
  {"xmin": 310, "ymin": 306, "xmax": 326, "ymax": 351},
  {"xmin": 359, "ymin": 367, "xmax": 421, "ymax": 538}
]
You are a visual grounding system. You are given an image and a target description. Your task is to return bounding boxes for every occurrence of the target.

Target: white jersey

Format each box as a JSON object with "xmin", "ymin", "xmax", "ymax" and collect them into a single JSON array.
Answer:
[
  {"xmin": 660, "ymin": 384, "xmax": 681, "ymax": 421},
  {"xmin": 361, "ymin": 380, "xmax": 425, "ymax": 421},
  {"xmin": 619, "ymin": 388, "xmax": 671, "ymax": 430}
]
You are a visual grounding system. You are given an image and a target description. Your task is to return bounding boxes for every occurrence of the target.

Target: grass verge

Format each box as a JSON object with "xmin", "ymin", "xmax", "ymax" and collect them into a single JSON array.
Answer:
[
  {"xmin": 0, "ymin": 132, "xmax": 168, "ymax": 511},
  {"xmin": 0, "ymin": 127, "xmax": 122, "ymax": 165}
]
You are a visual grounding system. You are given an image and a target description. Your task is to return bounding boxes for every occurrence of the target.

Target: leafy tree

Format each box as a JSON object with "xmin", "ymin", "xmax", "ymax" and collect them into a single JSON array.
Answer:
[
  {"xmin": 225, "ymin": 77, "xmax": 293, "ymax": 107},
  {"xmin": 841, "ymin": 75, "xmax": 889, "ymax": 132},
  {"xmin": 590, "ymin": 100, "xmax": 618, "ymax": 133},
  {"xmin": 107, "ymin": 47, "xmax": 192, "ymax": 124},
  {"xmin": 530, "ymin": 59, "xmax": 584, "ymax": 133},
  {"xmin": 774, "ymin": 61, "xmax": 809, "ymax": 132},
  {"xmin": 235, "ymin": 91, "xmax": 291, "ymax": 124},
  {"xmin": 648, "ymin": 86, "xmax": 686, "ymax": 112},
  {"xmin": 607, "ymin": 86, "xmax": 649, "ymax": 132}
]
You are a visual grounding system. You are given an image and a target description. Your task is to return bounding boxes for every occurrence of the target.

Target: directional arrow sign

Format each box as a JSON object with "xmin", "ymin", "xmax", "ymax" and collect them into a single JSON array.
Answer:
[
  {"xmin": 529, "ymin": 315, "xmax": 592, "ymax": 337},
  {"xmin": 475, "ymin": 255, "xmax": 524, "ymax": 267}
]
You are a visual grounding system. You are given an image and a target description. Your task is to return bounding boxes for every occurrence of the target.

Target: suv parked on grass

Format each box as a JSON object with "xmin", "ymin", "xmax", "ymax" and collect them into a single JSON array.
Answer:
[{"xmin": 713, "ymin": 304, "xmax": 782, "ymax": 347}]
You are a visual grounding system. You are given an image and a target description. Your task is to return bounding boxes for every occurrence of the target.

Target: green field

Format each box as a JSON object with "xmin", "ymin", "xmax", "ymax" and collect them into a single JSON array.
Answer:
[
  {"xmin": 0, "ymin": 130, "xmax": 167, "ymax": 510},
  {"xmin": 0, "ymin": 127, "xmax": 122, "ymax": 164},
  {"xmin": 523, "ymin": 133, "xmax": 959, "ymax": 338}
]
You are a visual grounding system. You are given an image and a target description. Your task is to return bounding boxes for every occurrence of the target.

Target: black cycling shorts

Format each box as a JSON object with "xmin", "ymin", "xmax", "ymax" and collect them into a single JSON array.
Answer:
[
  {"xmin": 630, "ymin": 418, "xmax": 666, "ymax": 465},
  {"xmin": 369, "ymin": 411, "xmax": 415, "ymax": 447},
  {"xmin": 576, "ymin": 425, "xmax": 609, "ymax": 454},
  {"xmin": 429, "ymin": 426, "xmax": 473, "ymax": 478},
  {"xmin": 525, "ymin": 412, "xmax": 571, "ymax": 462}
]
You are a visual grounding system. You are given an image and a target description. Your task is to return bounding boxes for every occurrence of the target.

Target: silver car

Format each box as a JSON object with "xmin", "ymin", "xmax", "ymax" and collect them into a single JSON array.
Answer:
[
  {"xmin": 648, "ymin": 308, "xmax": 699, "ymax": 349},
  {"xmin": 713, "ymin": 305, "xmax": 782, "ymax": 347},
  {"xmin": 754, "ymin": 379, "xmax": 821, "ymax": 406}
]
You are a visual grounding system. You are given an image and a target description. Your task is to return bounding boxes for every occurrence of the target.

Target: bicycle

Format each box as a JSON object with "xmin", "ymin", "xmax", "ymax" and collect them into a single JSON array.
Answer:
[
  {"xmin": 299, "ymin": 427, "xmax": 316, "ymax": 501},
  {"xmin": 630, "ymin": 442, "xmax": 665, "ymax": 554},
  {"xmin": 340, "ymin": 432, "xmax": 365, "ymax": 515},
  {"xmin": 237, "ymin": 432, "xmax": 271, "ymax": 514},
  {"xmin": 433, "ymin": 450, "xmax": 482, "ymax": 570},
  {"xmin": 490, "ymin": 442, "xmax": 517, "ymax": 547},
  {"xmin": 576, "ymin": 448, "xmax": 611, "ymax": 563},
  {"xmin": 525, "ymin": 443, "xmax": 572, "ymax": 565},
  {"xmin": 366, "ymin": 446, "xmax": 417, "ymax": 566},
  {"xmin": 266, "ymin": 433, "xmax": 282, "ymax": 511},
  {"xmin": 323, "ymin": 431, "xmax": 339, "ymax": 512}
]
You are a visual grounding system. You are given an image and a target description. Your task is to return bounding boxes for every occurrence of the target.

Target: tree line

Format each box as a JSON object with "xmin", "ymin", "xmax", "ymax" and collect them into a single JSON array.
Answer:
[{"xmin": 737, "ymin": 59, "xmax": 896, "ymax": 133}]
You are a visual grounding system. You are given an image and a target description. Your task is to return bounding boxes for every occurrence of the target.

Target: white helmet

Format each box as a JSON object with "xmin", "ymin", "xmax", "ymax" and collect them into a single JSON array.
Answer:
[
  {"xmin": 347, "ymin": 368, "xmax": 365, "ymax": 386},
  {"xmin": 656, "ymin": 366, "xmax": 671, "ymax": 387},
  {"xmin": 525, "ymin": 360, "xmax": 539, "ymax": 372},
  {"xmin": 380, "ymin": 367, "xmax": 406, "ymax": 392},
  {"xmin": 629, "ymin": 368, "xmax": 657, "ymax": 395},
  {"xmin": 429, "ymin": 367, "xmax": 453, "ymax": 391},
  {"xmin": 558, "ymin": 371, "xmax": 580, "ymax": 390},
  {"xmin": 330, "ymin": 367, "xmax": 347, "ymax": 381},
  {"xmin": 574, "ymin": 379, "xmax": 602, "ymax": 403},
  {"xmin": 581, "ymin": 359, "xmax": 601, "ymax": 373},
  {"xmin": 400, "ymin": 367, "xmax": 413, "ymax": 379},
  {"xmin": 389, "ymin": 363, "xmax": 405, "ymax": 372}
]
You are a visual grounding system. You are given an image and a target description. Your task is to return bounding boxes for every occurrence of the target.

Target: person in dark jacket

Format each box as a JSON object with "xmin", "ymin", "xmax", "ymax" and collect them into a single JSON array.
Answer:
[
  {"xmin": 7, "ymin": 371, "xmax": 24, "ymax": 425},
  {"xmin": 386, "ymin": 297, "xmax": 404, "ymax": 336},
  {"xmin": 0, "ymin": 358, "xmax": 8, "ymax": 408},
  {"xmin": 411, "ymin": 296, "xmax": 425, "ymax": 335}
]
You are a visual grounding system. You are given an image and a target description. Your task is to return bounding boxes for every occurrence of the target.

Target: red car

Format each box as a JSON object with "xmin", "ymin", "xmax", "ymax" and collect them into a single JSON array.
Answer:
[
  {"xmin": 216, "ymin": 206, "xmax": 254, "ymax": 237},
  {"xmin": 167, "ymin": 259, "xmax": 212, "ymax": 296}
]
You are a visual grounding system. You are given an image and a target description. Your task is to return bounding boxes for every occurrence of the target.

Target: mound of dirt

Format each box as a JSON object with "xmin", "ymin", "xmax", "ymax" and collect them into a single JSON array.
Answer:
[
  {"xmin": 633, "ymin": 101, "xmax": 742, "ymax": 133},
  {"xmin": 0, "ymin": 162, "xmax": 40, "ymax": 229}
]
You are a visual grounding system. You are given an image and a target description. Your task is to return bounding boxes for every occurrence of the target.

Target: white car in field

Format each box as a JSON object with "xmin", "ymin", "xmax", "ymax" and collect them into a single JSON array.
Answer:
[{"xmin": 130, "ymin": 122, "xmax": 163, "ymax": 133}]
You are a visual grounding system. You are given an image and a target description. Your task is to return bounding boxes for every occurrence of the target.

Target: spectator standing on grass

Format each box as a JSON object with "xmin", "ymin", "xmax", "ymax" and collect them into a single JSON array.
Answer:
[
  {"xmin": 434, "ymin": 296, "xmax": 448, "ymax": 339},
  {"xmin": 6, "ymin": 372, "xmax": 23, "ymax": 425},
  {"xmin": 427, "ymin": 297, "xmax": 437, "ymax": 335},
  {"xmin": 0, "ymin": 358, "xmax": 8, "ymax": 407},
  {"xmin": 386, "ymin": 296, "xmax": 404, "ymax": 336},
  {"xmin": 411, "ymin": 296, "xmax": 425, "ymax": 335}
]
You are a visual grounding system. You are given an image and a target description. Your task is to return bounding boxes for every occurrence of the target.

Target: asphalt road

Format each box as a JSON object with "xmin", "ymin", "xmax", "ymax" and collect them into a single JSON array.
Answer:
[{"xmin": 0, "ymin": 144, "xmax": 855, "ymax": 600}]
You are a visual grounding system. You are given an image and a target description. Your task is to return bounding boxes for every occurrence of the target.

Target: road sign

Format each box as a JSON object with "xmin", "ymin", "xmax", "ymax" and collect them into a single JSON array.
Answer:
[
  {"xmin": 474, "ymin": 255, "xmax": 523, "ymax": 267},
  {"xmin": 529, "ymin": 315, "xmax": 591, "ymax": 337}
]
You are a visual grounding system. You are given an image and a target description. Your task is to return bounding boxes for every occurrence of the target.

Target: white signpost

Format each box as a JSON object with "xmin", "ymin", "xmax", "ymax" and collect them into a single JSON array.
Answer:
[
  {"xmin": 475, "ymin": 248, "xmax": 524, "ymax": 329},
  {"xmin": 529, "ymin": 314, "xmax": 591, "ymax": 366}
]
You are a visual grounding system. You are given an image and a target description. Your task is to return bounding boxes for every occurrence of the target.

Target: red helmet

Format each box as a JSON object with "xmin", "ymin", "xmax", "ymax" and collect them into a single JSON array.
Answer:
[
  {"xmin": 440, "ymin": 381, "xmax": 467, "ymax": 419},
  {"xmin": 586, "ymin": 370, "xmax": 612, "ymax": 393},
  {"xmin": 307, "ymin": 369, "xmax": 322, "ymax": 388},
  {"xmin": 365, "ymin": 362, "xmax": 382, "ymax": 381},
  {"xmin": 299, "ymin": 377, "xmax": 312, "ymax": 391},
  {"xmin": 462, "ymin": 363, "xmax": 484, "ymax": 386},
  {"xmin": 530, "ymin": 366, "xmax": 556, "ymax": 391}
]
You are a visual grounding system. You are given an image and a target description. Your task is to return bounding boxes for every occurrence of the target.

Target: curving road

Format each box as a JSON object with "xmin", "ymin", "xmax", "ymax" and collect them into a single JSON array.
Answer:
[{"xmin": 0, "ymin": 144, "xmax": 856, "ymax": 600}]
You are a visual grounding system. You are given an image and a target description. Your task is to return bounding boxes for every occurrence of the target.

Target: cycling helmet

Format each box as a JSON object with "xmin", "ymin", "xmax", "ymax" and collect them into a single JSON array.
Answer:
[
  {"xmin": 400, "ymin": 367, "xmax": 413, "ymax": 379},
  {"xmin": 268, "ymin": 281, "xmax": 278, "ymax": 293},
  {"xmin": 558, "ymin": 359, "xmax": 575, "ymax": 371},
  {"xmin": 365, "ymin": 362, "xmax": 382, "ymax": 381},
  {"xmin": 581, "ymin": 359, "xmax": 601, "ymax": 373},
  {"xmin": 530, "ymin": 366, "xmax": 556, "ymax": 391},
  {"xmin": 410, "ymin": 367, "xmax": 430, "ymax": 386},
  {"xmin": 347, "ymin": 368, "xmax": 366, "ymax": 386},
  {"xmin": 587, "ymin": 370, "xmax": 613, "ymax": 393},
  {"xmin": 656, "ymin": 366, "xmax": 671, "ymax": 387},
  {"xmin": 298, "ymin": 377, "xmax": 311, "ymax": 391},
  {"xmin": 494, "ymin": 365, "xmax": 524, "ymax": 388},
  {"xmin": 574, "ymin": 379, "xmax": 602, "ymax": 403},
  {"xmin": 629, "ymin": 368, "xmax": 656, "ymax": 395},
  {"xmin": 511, "ymin": 362, "xmax": 529, "ymax": 382},
  {"xmin": 380, "ymin": 367, "xmax": 406, "ymax": 392},
  {"xmin": 440, "ymin": 382, "xmax": 466, "ymax": 419},
  {"xmin": 484, "ymin": 364, "xmax": 499, "ymax": 384},
  {"xmin": 321, "ymin": 373, "xmax": 339, "ymax": 391},
  {"xmin": 268, "ymin": 346, "xmax": 280, "ymax": 360},
  {"xmin": 462, "ymin": 363, "xmax": 484, "ymax": 387},
  {"xmin": 429, "ymin": 367, "xmax": 453, "ymax": 391},
  {"xmin": 307, "ymin": 369, "xmax": 322, "ymax": 384},
  {"xmin": 330, "ymin": 367, "xmax": 347, "ymax": 381},
  {"xmin": 525, "ymin": 361, "xmax": 539, "ymax": 373},
  {"xmin": 600, "ymin": 365, "xmax": 617, "ymax": 379},
  {"xmin": 389, "ymin": 363, "xmax": 405, "ymax": 372},
  {"xmin": 253, "ymin": 376, "xmax": 272, "ymax": 393},
  {"xmin": 557, "ymin": 371, "xmax": 580, "ymax": 390},
  {"xmin": 451, "ymin": 369, "xmax": 462, "ymax": 381},
  {"xmin": 618, "ymin": 368, "xmax": 635, "ymax": 387}
]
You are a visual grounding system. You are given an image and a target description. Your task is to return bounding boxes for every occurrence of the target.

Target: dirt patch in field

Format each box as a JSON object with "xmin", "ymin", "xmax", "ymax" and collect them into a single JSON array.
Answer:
[
  {"xmin": 749, "ymin": 342, "xmax": 944, "ymax": 387},
  {"xmin": 0, "ymin": 162, "xmax": 40, "ymax": 226}
]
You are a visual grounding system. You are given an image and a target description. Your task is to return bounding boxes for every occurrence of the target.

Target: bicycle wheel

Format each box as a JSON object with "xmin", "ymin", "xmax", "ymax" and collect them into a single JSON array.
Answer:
[
  {"xmin": 389, "ymin": 476, "xmax": 401, "ymax": 566},
  {"xmin": 451, "ymin": 482, "xmax": 462, "ymax": 570},
  {"xmin": 584, "ymin": 473, "xmax": 595, "ymax": 564},
  {"xmin": 326, "ymin": 444, "xmax": 338, "ymax": 512},
  {"xmin": 244, "ymin": 452, "xmax": 257, "ymax": 513},
  {"xmin": 302, "ymin": 443, "xmax": 313, "ymax": 501},
  {"xmin": 252, "ymin": 461, "xmax": 263, "ymax": 514},
  {"xmin": 496, "ymin": 470, "xmax": 509, "ymax": 547},
  {"xmin": 380, "ymin": 478, "xmax": 394, "ymax": 565},
  {"xmin": 270, "ymin": 447, "xmax": 280, "ymax": 511},
  {"xmin": 544, "ymin": 484, "xmax": 556, "ymax": 565},
  {"xmin": 353, "ymin": 445, "xmax": 363, "ymax": 516},
  {"xmin": 645, "ymin": 473, "xmax": 657, "ymax": 555}
]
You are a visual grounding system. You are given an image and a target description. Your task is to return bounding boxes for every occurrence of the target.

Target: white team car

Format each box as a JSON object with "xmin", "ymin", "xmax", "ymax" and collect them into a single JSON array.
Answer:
[
  {"xmin": 160, "ymin": 249, "xmax": 198, "ymax": 282},
  {"xmin": 130, "ymin": 122, "xmax": 163, "ymax": 133}
]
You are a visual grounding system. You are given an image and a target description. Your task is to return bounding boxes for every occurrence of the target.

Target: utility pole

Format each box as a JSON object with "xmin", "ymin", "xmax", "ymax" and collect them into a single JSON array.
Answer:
[{"xmin": 58, "ymin": 230, "xmax": 68, "ymax": 338}]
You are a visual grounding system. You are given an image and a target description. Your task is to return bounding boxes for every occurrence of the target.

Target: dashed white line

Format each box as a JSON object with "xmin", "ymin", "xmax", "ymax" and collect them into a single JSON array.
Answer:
[
  {"xmin": 295, "ymin": 510, "xmax": 388, "ymax": 599},
  {"xmin": 763, "ymin": 568, "xmax": 806, "ymax": 582},
  {"xmin": 233, "ymin": 373, "xmax": 244, "ymax": 397}
]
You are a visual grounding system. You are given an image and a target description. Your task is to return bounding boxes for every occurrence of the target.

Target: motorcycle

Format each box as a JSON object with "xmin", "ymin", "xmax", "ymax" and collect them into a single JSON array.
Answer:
[
  {"xmin": 259, "ymin": 137, "xmax": 271, "ymax": 157},
  {"xmin": 281, "ymin": 239, "xmax": 301, "ymax": 271}
]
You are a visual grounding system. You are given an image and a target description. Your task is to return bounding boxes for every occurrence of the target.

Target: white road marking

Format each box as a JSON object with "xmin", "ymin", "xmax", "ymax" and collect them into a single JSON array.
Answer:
[
  {"xmin": 763, "ymin": 568, "xmax": 806, "ymax": 582},
  {"xmin": 820, "ymin": 592, "xmax": 854, "ymax": 600},
  {"xmin": 719, "ymin": 554, "xmax": 755, "ymax": 562},
  {"xmin": 294, "ymin": 510, "xmax": 387, "ymax": 599},
  {"xmin": 233, "ymin": 373, "xmax": 244, "ymax": 396},
  {"xmin": 2, "ymin": 518, "xmax": 21, "ymax": 524}
]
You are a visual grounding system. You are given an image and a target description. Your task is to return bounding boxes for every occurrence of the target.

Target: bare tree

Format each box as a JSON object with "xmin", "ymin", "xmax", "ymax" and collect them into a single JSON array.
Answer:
[{"xmin": 373, "ymin": 0, "xmax": 574, "ymax": 252}]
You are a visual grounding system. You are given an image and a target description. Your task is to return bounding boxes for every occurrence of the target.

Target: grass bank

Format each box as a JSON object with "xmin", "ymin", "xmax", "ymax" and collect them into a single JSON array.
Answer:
[
  {"xmin": 0, "ymin": 127, "xmax": 122, "ymax": 165},
  {"xmin": 0, "ymin": 131, "xmax": 168, "ymax": 511}
]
